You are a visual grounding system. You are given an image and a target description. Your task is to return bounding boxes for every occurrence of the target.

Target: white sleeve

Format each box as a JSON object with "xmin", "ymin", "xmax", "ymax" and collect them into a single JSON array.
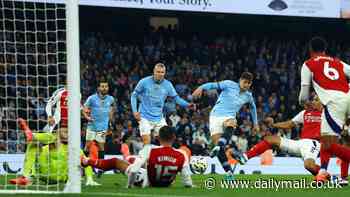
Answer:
[
  {"xmin": 300, "ymin": 63, "xmax": 312, "ymax": 86},
  {"xmin": 45, "ymin": 89, "xmax": 63, "ymax": 117},
  {"xmin": 341, "ymin": 61, "xmax": 350, "ymax": 79},
  {"xmin": 126, "ymin": 145, "xmax": 152, "ymax": 174},
  {"xmin": 181, "ymin": 164, "xmax": 193, "ymax": 188},
  {"xmin": 291, "ymin": 110, "xmax": 305, "ymax": 125},
  {"xmin": 299, "ymin": 63, "xmax": 312, "ymax": 104},
  {"xmin": 178, "ymin": 150, "xmax": 193, "ymax": 187}
]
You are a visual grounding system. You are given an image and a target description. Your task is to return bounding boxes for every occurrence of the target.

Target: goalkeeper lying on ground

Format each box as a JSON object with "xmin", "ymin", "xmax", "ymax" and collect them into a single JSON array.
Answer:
[{"xmin": 9, "ymin": 118, "xmax": 99, "ymax": 186}]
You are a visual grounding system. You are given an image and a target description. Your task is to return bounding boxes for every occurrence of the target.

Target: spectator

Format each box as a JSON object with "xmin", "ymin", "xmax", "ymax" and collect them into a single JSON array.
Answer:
[
  {"xmin": 191, "ymin": 127, "xmax": 209, "ymax": 155},
  {"xmin": 237, "ymin": 132, "xmax": 248, "ymax": 152},
  {"xmin": 6, "ymin": 28, "xmax": 350, "ymax": 155},
  {"xmin": 169, "ymin": 111, "xmax": 181, "ymax": 127}
]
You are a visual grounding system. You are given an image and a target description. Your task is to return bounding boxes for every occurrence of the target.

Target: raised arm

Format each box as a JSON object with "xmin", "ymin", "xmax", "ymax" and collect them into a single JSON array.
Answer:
[{"xmin": 45, "ymin": 88, "xmax": 63, "ymax": 125}]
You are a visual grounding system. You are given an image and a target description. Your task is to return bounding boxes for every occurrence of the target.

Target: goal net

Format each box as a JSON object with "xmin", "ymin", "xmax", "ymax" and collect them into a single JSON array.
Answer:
[{"xmin": 0, "ymin": 0, "xmax": 80, "ymax": 193}]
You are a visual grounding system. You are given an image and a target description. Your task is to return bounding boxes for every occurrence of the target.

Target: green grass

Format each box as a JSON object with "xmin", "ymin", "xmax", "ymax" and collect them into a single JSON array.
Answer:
[{"xmin": 0, "ymin": 174, "xmax": 349, "ymax": 197}]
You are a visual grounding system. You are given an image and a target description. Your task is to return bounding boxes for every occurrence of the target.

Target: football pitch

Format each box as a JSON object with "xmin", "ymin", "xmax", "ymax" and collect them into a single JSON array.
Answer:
[{"xmin": 0, "ymin": 174, "xmax": 349, "ymax": 197}]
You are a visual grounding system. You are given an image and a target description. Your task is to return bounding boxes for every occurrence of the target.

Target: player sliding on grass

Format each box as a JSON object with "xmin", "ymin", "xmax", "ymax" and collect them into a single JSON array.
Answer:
[
  {"xmin": 82, "ymin": 126, "xmax": 193, "ymax": 188},
  {"xmin": 10, "ymin": 119, "xmax": 98, "ymax": 186},
  {"xmin": 9, "ymin": 119, "xmax": 98, "ymax": 186},
  {"xmin": 192, "ymin": 72, "xmax": 259, "ymax": 174},
  {"xmin": 232, "ymin": 95, "xmax": 323, "ymax": 178}
]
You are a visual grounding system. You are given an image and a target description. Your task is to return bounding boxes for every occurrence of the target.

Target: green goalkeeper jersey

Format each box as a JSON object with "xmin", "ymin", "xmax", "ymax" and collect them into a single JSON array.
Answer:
[{"xmin": 38, "ymin": 143, "xmax": 68, "ymax": 183}]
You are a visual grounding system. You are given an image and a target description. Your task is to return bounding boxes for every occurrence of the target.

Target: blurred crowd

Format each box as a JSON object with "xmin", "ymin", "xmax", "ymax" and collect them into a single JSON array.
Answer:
[{"xmin": 2, "ymin": 25, "xmax": 350, "ymax": 155}]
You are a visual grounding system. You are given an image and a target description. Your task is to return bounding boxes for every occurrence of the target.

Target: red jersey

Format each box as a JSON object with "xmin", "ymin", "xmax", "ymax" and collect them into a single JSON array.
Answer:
[
  {"xmin": 292, "ymin": 109, "xmax": 322, "ymax": 140},
  {"xmin": 60, "ymin": 90, "xmax": 68, "ymax": 127},
  {"xmin": 147, "ymin": 146, "xmax": 186, "ymax": 187},
  {"xmin": 45, "ymin": 88, "xmax": 68, "ymax": 127},
  {"xmin": 128, "ymin": 145, "xmax": 191, "ymax": 187},
  {"xmin": 301, "ymin": 55, "xmax": 350, "ymax": 104}
]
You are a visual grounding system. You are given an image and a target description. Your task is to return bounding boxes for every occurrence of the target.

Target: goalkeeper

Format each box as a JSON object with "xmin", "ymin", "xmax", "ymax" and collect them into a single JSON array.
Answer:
[{"xmin": 9, "ymin": 119, "xmax": 99, "ymax": 186}]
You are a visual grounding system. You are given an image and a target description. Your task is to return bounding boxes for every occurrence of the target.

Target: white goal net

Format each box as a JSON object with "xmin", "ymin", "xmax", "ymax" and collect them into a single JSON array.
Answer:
[{"xmin": 0, "ymin": 0, "xmax": 80, "ymax": 193}]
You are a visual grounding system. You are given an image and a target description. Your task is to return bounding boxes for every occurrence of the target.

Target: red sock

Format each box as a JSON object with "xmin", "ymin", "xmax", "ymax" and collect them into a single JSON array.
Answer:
[
  {"xmin": 89, "ymin": 158, "xmax": 117, "ymax": 171},
  {"xmin": 18, "ymin": 119, "xmax": 33, "ymax": 141},
  {"xmin": 320, "ymin": 143, "xmax": 332, "ymax": 170},
  {"xmin": 341, "ymin": 160, "xmax": 349, "ymax": 180},
  {"xmin": 89, "ymin": 142, "xmax": 99, "ymax": 160},
  {"xmin": 306, "ymin": 164, "xmax": 320, "ymax": 176},
  {"xmin": 246, "ymin": 140, "xmax": 272, "ymax": 159},
  {"xmin": 329, "ymin": 143, "xmax": 350, "ymax": 162}
]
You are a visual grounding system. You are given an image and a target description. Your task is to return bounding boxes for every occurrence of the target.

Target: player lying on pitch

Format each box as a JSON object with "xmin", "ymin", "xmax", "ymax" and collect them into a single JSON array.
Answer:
[
  {"xmin": 232, "ymin": 96, "xmax": 328, "ymax": 179},
  {"xmin": 9, "ymin": 118, "xmax": 99, "ymax": 186},
  {"xmin": 82, "ymin": 126, "xmax": 193, "ymax": 188}
]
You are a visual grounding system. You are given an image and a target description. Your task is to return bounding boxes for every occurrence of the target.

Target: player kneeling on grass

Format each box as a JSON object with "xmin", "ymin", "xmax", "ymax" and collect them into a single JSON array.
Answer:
[
  {"xmin": 9, "ymin": 119, "xmax": 99, "ymax": 186},
  {"xmin": 82, "ymin": 126, "xmax": 193, "ymax": 188},
  {"xmin": 232, "ymin": 96, "xmax": 323, "ymax": 179}
]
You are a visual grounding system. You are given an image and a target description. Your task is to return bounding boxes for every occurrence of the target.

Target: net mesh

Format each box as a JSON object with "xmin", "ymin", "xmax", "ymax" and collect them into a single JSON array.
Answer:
[{"xmin": 0, "ymin": 0, "xmax": 68, "ymax": 192}]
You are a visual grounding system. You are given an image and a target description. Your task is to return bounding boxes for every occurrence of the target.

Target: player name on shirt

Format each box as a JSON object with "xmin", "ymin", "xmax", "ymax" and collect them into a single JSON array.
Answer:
[{"xmin": 157, "ymin": 156, "xmax": 177, "ymax": 163}]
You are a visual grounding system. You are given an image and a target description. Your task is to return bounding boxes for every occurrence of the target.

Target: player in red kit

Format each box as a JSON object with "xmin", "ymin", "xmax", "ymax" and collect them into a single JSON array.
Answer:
[
  {"xmin": 44, "ymin": 87, "xmax": 68, "ymax": 132},
  {"xmin": 232, "ymin": 96, "xmax": 322, "ymax": 177},
  {"xmin": 81, "ymin": 126, "xmax": 193, "ymax": 188},
  {"xmin": 299, "ymin": 37, "xmax": 350, "ymax": 182}
]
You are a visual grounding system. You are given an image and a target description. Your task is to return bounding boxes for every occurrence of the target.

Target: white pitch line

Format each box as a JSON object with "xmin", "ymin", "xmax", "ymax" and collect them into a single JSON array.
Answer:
[{"xmin": 84, "ymin": 192, "xmax": 194, "ymax": 197}]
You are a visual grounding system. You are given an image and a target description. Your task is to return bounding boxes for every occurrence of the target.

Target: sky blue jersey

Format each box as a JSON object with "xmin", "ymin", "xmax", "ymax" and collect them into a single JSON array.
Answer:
[
  {"xmin": 84, "ymin": 93, "xmax": 115, "ymax": 131},
  {"xmin": 200, "ymin": 80, "xmax": 258, "ymax": 125},
  {"xmin": 131, "ymin": 76, "xmax": 189, "ymax": 122}
]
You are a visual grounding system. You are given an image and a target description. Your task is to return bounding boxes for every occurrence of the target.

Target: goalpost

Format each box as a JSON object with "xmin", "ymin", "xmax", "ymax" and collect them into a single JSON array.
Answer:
[{"xmin": 0, "ymin": 0, "xmax": 80, "ymax": 193}]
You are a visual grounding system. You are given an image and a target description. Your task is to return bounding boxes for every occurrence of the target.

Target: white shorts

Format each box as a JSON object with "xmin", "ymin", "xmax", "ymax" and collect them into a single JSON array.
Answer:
[
  {"xmin": 321, "ymin": 96, "xmax": 350, "ymax": 136},
  {"xmin": 209, "ymin": 116, "xmax": 236, "ymax": 136},
  {"xmin": 86, "ymin": 129, "xmax": 107, "ymax": 143},
  {"xmin": 139, "ymin": 118, "xmax": 167, "ymax": 136},
  {"xmin": 280, "ymin": 138, "xmax": 320, "ymax": 160}
]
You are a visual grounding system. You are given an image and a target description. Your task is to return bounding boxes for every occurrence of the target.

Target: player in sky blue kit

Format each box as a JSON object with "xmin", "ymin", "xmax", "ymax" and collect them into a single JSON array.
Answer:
[
  {"xmin": 192, "ymin": 72, "xmax": 259, "ymax": 173},
  {"xmin": 83, "ymin": 80, "xmax": 116, "ymax": 164},
  {"xmin": 131, "ymin": 63, "xmax": 195, "ymax": 145}
]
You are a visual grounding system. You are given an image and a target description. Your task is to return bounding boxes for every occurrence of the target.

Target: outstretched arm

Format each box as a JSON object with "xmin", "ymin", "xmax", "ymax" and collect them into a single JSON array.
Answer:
[
  {"xmin": 192, "ymin": 80, "xmax": 233, "ymax": 98},
  {"xmin": 269, "ymin": 110, "xmax": 303, "ymax": 130},
  {"xmin": 168, "ymin": 82, "xmax": 190, "ymax": 108},
  {"xmin": 272, "ymin": 120, "xmax": 296, "ymax": 130}
]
